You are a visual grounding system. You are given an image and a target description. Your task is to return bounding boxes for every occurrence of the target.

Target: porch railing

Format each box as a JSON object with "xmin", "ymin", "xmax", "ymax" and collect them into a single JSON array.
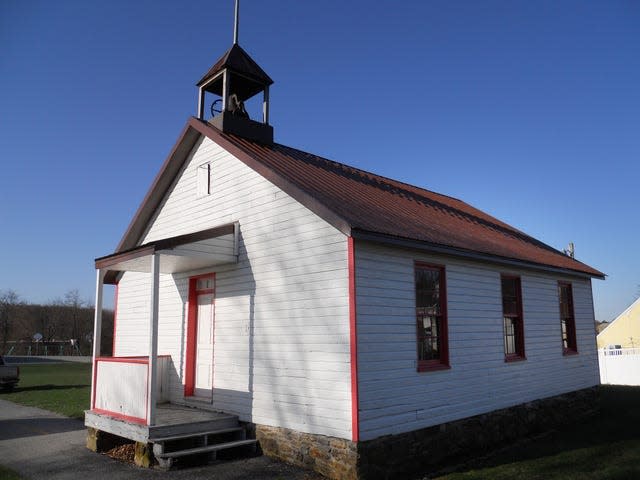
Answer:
[
  {"xmin": 599, "ymin": 348, "xmax": 640, "ymax": 386},
  {"xmin": 92, "ymin": 355, "xmax": 170, "ymax": 424}
]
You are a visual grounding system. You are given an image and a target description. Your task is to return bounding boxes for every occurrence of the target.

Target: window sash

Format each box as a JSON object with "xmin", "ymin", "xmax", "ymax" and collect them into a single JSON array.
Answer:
[
  {"xmin": 415, "ymin": 263, "xmax": 448, "ymax": 370},
  {"xmin": 501, "ymin": 276, "xmax": 524, "ymax": 359},
  {"xmin": 559, "ymin": 283, "xmax": 577, "ymax": 353}
]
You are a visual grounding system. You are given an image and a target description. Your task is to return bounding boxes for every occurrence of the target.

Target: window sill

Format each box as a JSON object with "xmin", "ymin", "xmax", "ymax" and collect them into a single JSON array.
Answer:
[
  {"xmin": 417, "ymin": 362, "xmax": 451, "ymax": 373},
  {"xmin": 563, "ymin": 349, "xmax": 579, "ymax": 356},
  {"xmin": 504, "ymin": 354, "xmax": 526, "ymax": 363}
]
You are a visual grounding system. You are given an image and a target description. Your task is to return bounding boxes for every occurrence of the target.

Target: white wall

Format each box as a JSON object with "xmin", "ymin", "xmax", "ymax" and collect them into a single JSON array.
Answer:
[
  {"xmin": 114, "ymin": 136, "xmax": 352, "ymax": 439},
  {"xmin": 355, "ymin": 241, "xmax": 599, "ymax": 441}
]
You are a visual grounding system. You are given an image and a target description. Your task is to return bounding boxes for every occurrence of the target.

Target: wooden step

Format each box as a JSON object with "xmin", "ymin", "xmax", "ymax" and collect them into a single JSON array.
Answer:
[
  {"xmin": 155, "ymin": 439, "xmax": 257, "ymax": 459},
  {"xmin": 148, "ymin": 416, "xmax": 239, "ymax": 439},
  {"xmin": 149, "ymin": 427, "xmax": 244, "ymax": 443}
]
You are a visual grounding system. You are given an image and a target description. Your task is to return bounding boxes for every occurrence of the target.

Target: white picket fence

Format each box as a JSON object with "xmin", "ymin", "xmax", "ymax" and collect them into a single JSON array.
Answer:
[{"xmin": 598, "ymin": 348, "xmax": 640, "ymax": 386}]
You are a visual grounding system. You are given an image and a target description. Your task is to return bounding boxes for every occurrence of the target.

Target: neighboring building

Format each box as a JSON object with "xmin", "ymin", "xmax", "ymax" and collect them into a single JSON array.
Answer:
[
  {"xmin": 84, "ymin": 17, "xmax": 605, "ymax": 480},
  {"xmin": 595, "ymin": 320, "xmax": 609, "ymax": 334},
  {"xmin": 597, "ymin": 297, "xmax": 640, "ymax": 349}
]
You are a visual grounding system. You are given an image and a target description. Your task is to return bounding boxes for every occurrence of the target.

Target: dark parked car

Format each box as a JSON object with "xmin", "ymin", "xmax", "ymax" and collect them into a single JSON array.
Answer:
[{"xmin": 0, "ymin": 355, "xmax": 19, "ymax": 391}]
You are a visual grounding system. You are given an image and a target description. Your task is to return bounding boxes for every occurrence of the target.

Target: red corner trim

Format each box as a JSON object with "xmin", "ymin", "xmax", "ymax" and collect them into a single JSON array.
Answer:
[
  {"xmin": 112, "ymin": 283, "xmax": 119, "ymax": 356},
  {"xmin": 348, "ymin": 237, "xmax": 359, "ymax": 442},
  {"xmin": 184, "ymin": 277, "xmax": 198, "ymax": 397}
]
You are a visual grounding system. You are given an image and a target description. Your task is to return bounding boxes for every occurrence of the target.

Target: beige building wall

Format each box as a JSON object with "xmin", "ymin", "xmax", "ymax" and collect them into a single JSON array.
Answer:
[{"xmin": 597, "ymin": 297, "xmax": 640, "ymax": 348}]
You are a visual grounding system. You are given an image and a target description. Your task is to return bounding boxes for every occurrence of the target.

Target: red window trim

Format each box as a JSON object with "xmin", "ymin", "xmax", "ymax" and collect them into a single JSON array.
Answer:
[
  {"xmin": 415, "ymin": 262, "xmax": 450, "ymax": 372},
  {"xmin": 501, "ymin": 275, "xmax": 526, "ymax": 362},
  {"xmin": 184, "ymin": 273, "xmax": 215, "ymax": 397},
  {"xmin": 558, "ymin": 281, "xmax": 578, "ymax": 355}
]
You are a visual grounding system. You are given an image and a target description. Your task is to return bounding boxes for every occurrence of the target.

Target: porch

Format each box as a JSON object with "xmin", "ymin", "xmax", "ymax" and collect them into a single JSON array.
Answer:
[
  {"xmin": 85, "ymin": 400, "xmax": 239, "ymax": 444},
  {"xmin": 85, "ymin": 223, "xmax": 255, "ymax": 462}
]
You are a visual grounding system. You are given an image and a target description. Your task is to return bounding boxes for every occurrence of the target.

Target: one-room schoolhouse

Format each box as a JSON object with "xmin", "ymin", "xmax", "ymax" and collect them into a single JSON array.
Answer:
[{"xmin": 85, "ymin": 22, "xmax": 604, "ymax": 480}]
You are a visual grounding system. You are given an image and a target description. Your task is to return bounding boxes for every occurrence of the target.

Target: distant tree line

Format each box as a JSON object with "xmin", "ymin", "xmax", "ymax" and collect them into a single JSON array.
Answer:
[{"xmin": 0, "ymin": 289, "xmax": 113, "ymax": 356}]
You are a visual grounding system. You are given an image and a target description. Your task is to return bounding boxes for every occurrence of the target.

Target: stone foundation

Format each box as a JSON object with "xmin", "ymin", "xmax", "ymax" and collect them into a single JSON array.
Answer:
[
  {"xmin": 254, "ymin": 425, "xmax": 358, "ymax": 480},
  {"xmin": 252, "ymin": 387, "xmax": 599, "ymax": 480},
  {"xmin": 86, "ymin": 427, "xmax": 129, "ymax": 453}
]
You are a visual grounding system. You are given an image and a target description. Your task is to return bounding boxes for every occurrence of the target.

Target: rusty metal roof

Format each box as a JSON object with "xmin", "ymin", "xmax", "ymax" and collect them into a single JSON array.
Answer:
[
  {"xmin": 115, "ymin": 118, "xmax": 604, "ymax": 279},
  {"xmin": 205, "ymin": 122, "xmax": 604, "ymax": 279}
]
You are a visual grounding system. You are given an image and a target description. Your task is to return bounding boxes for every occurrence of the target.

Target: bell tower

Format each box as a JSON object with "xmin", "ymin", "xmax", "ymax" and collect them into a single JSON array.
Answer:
[{"xmin": 196, "ymin": 0, "xmax": 274, "ymax": 144}]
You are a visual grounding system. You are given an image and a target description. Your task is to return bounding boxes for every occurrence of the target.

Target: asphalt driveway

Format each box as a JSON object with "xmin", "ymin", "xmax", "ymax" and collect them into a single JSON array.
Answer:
[{"xmin": 0, "ymin": 399, "xmax": 321, "ymax": 480}]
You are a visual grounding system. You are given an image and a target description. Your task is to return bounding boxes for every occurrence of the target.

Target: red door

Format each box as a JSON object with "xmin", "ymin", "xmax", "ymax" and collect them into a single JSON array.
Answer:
[{"xmin": 184, "ymin": 274, "xmax": 215, "ymax": 399}]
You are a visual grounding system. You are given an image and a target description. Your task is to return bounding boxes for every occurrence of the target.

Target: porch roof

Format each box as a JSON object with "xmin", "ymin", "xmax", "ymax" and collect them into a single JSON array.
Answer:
[{"xmin": 95, "ymin": 222, "xmax": 238, "ymax": 284}]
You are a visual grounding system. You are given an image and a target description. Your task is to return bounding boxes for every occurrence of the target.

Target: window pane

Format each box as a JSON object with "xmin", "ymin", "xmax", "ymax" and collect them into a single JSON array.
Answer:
[
  {"xmin": 501, "ymin": 276, "xmax": 523, "ymax": 357},
  {"xmin": 196, "ymin": 277, "xmax": 213, "ymax": 290},
  {"xmin": 417, "ymin": 314, "xmax": 441, "ymax": 361},
  {"xmin": 502, "ymin": 299, "xmax": 518, "ymax": 316},
  {"xmin": 561, "ymin": 319, "xmax": 568, "ymax": 348},
  {"xmin": 501, "ymin": 278, "xmax": 516, "ymax": 298},
  {"xmin": 416, "ymin": 268, "xmax": 439, "ymax": 291},
  {"xmin": 415, "ymin": 269, "xmax": 440, "ymax": 310},
  {"xmin": 504, "ymin": 317, "xmax": 516, "ymax": 354}
]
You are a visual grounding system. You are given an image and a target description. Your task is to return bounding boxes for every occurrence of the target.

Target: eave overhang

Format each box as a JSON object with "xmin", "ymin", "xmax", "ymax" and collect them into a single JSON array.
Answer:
[
  {"xmin": 351, "ymin": 230, "xmax": 606, "ymax": 280},
  {"xmin": 98, "ymin": 223, "xmax": 239, "ymax": 284}
]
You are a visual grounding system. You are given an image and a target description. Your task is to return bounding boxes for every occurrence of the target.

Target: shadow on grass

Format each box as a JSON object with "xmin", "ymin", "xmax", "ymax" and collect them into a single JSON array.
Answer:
[
  {"xmin": 0, "ymin": 417, "xmax": 85, "ymax": 441},
  {"xmin": 436, "ymin": 386, "xmax": 640, "ymax": 479},
  {"xmin": 10, "ymin": 384, "xmax": 89, "ymax": 393}
]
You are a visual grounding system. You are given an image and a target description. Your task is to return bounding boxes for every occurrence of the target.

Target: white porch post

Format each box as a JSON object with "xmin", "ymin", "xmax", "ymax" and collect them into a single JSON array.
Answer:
[
  {"xmin": 262, "ymin": 85, "xmax": 270, "ymax": 125},
  {"xmin": 197, "ymin": 86, "xmax": 205, "ymax": 120},
  {"xmin": 146, "ymin": 253, "xmax": 160, "ymax": 426},
  {"xmin": 90, "ymin": 269, "xmax": 105, "ymax": 410}
]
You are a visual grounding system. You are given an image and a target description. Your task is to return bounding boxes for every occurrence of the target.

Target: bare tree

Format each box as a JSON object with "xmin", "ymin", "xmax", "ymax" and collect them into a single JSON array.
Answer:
[
  {"xmin": 65, "ymin": 289, "xmax": 83, "ymax": 340},
  {"xmin": 0, "ymin": 290, "xmax": 21, "ymax": 354}
]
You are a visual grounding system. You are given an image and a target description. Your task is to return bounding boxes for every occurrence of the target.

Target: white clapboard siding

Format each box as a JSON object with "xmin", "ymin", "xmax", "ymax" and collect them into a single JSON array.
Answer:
[
  {"xmin": 355, "ymin": 241, "xmax": 599, "ymax": 441},
  {"xmin": 113, "ymin": 136, "xmax": 351, "ymax": 439}
]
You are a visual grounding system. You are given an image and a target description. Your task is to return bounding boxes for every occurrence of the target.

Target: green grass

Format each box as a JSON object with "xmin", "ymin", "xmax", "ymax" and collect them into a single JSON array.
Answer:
[
  {"xmin": 0, "ymin": 362, "xmax": 91, "ymax": 419},
  {"xmin": 0, "ymin": 464, "xmax": 26, "ymax": 480},
  {"xmin": 435, "ymin": 386, "xmax": 640, "ymax": 480}
]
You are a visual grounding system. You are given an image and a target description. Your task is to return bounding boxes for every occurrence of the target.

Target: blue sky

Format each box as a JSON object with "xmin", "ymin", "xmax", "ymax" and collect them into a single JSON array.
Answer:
[{"xmin": 0, "ymin": 0, "xmax": 638, "ymax": 321}]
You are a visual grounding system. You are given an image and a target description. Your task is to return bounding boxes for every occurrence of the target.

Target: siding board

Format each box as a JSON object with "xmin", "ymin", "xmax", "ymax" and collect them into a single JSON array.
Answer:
[
  {"xmin": 114, "ymin": 137, "xmax": 351, "ymax": 439},
  {"xmin": 355, "ymin": 241, "xmax": 599, "ymax": 441}
]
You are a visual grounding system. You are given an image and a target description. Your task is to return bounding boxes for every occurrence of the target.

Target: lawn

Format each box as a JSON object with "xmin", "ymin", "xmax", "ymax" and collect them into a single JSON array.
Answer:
[
  {"xmin": 0, "ymin": 465, "xmax": 24, "ymax": 480},
  {"xmin": 434, "ymin": 386, "xmax": 640, "ymax": 480},
  {"xmin": 0, "ymin": 362, "xmax": 91, "ymax": 419}
]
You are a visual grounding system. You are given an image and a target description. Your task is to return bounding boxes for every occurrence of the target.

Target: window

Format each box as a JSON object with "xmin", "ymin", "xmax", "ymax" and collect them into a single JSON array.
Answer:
[
  {"xmin": 196, "ymin": 163, "xmax": 211, "ymax": 197},
  {"xmin": 415, "ymin": 263, "xmax": 449, "ymax": 371},
  {"xmin": 558, "ymin": 282, "xmax": 577, "ymax": 354},
  {"xmin": 501, "ymin": 276, "xmax": 525, "ymax": 361}
]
